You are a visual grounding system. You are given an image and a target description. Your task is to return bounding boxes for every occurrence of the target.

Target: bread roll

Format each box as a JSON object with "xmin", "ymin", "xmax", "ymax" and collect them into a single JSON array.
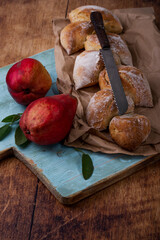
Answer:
[
  {"xmin": 86, "ymin": 89, "xmax": 134, "ymax": 131},
  {"xmin": 60, "ymin": 21, "xmax": 94, "ymax": 55},
  {"xmin": 73, "ymin": 51, "xmax": 104, "ymax": 90},
  {"xmin": 99, "ymin": 65, "xmax": 153, "ymax": 107},
  {"xmin": 69, "ymin": 5, "xmax": 123, "ymax": 34},
  {"xmin": 109, "ymin": 113, "xmax": 151, "ymax": 151},
  {"xmin": 84, "ymin": 33, "xmax": 133, "ymax": 66}
]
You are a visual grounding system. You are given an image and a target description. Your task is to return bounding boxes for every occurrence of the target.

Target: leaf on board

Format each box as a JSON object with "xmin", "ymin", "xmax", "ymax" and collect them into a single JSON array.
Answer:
[{"xmin": 82, "ymin": 153, "xmax": 94, "ymax": 180}]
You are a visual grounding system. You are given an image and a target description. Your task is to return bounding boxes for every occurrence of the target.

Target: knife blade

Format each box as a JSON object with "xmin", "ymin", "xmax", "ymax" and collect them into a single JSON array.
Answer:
[{"xmin": 90, "ymin": 11, "xmax": 128, "ymax": 115}]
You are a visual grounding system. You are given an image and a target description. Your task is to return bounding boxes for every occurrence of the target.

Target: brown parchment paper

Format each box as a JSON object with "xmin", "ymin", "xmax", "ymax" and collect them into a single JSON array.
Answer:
[{"xmin": 53, "ymin": 7, "xmax": 160, "ymax": 156}]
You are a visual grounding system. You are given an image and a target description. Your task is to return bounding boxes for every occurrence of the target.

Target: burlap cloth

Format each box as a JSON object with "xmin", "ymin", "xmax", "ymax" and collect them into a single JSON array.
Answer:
[{"xmin": 52, "ymin": 7, "xmax": 160, "ymax": 156}]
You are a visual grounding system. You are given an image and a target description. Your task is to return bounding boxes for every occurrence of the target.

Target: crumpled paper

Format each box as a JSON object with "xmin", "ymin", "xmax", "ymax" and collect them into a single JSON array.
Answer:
[{"xmin": 53, "ymin": 7, "xmax": 160, "ymax": 156}]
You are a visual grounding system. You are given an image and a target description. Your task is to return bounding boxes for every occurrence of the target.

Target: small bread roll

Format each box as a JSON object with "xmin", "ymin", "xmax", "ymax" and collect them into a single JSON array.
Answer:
[
  {"xmin": 84, "ymin": 33, "xmax": 133, "ymax": 66},
  {"xmin": 109, "ymin": 113, "xmax": 151, "ymax": 151},
  {"xmin": 73, "ymin": 51, "xmax": 104, "ymax": 90},
  {"xmin": 99, "ymin": 65, "xmax": 153, "ymax": 107},
  {"xmin": 86, "ymin": 89, "xmax": 134, "ymax": 131},
  {"xmin": 60, "ymin": 21, "xmax": 94, "ymax": 55},
  {"xmin": 69, "ymin": 5, "xmax": 123, "ymax": 34}
]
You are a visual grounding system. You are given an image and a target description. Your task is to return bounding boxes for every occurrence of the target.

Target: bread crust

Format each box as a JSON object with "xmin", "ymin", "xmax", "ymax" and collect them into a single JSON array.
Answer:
[
  {"xmin": 73, "ymin": 51, "xmax": 104, "ymax": 90},
  {"xmin": 60, "ymin": 21, "xmax": 94, "ymax": 55},
  {"xmin": 109, "ymin": 113, "xmax": 151, "ymax": 151},
  {"xmin": 99, "ymin": 65, "xmax": 153, "ymax": 107},
  {"xmin": 61, "ymin": 6, "xmax": 123, "ymax": 54},
  {"xmin": 86, "ymin": 89, "xmax": 134, "ymax": 131},
  {"xmin": 69, "ymin": 5, "xmax": 123, "ymax": 34},
  {"xmin": 84, "ymin": 33, "xmax": 133, "ymax": 66}
]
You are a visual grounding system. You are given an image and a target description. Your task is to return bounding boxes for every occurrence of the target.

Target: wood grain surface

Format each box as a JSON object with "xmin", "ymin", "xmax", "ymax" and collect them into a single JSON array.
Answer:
[{"xmin": 0, "ymin": 0, "xmax": 160, "ymax": 239}]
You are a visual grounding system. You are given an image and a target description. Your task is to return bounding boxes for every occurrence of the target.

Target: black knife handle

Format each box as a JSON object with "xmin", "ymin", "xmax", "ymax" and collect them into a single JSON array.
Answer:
[{"xmin": 90, "ymin": 11, "xmax": 110, "ymax": 49}]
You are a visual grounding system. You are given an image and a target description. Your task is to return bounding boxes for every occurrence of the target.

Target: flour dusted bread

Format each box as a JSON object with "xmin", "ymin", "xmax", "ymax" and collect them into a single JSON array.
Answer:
[
  {"xmin": 73, "ymin": 51, "xmax": 104, "ymax": 90},
  {"xmin": 86, "ymin": 89, "xmax": 134, "ymax": 131},
  {"xmin": 69, "ymin": 5, "xmax": 123, "ymax": 34},
  {"xmin": 60, "ymin": 21, "xmax": 94, "ymax": 55},
  {"xmin": 99, "ymin": 65, "xmax": 153, "ymax": 107},
  {"xmin": 60, "ymin": 5, "xmax": 123, "ymax": 54},
  {"xmin": 109, "ymin": 113, "xmax": 151, "ymax": 151},
  {"xmin": 84, "ymin": 33, "xmax": 133, "ymax": 66}
]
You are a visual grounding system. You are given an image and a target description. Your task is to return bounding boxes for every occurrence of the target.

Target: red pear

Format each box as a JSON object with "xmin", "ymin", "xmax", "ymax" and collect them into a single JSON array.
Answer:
[
  {"xmin": 19, "ymin": 94, "xmax": 77, "ymax": 145},
  {"xmin": 6, "ymin": 58, "xmax": 52, "ymax": 105}
]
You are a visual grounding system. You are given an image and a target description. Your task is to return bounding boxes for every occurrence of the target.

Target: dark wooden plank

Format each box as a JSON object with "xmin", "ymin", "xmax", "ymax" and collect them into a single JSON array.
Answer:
[
  {"xmin": 68, "ymin": 0, "xmax": 154, "ymax": 11},
  {"xmin": 30, "ymin": 160, "xmax": 160, "ymax": 239},
  {"xmin": 0, "ymin": 157, "xmax": 38, "ymax": 240},
  {"xmin": 0, "ymin": 0, "xmax": 67, "ymax": 67}
]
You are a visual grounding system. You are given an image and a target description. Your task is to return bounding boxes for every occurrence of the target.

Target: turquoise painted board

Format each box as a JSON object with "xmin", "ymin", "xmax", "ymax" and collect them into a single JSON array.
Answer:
[{"xmin": 0, "ymin": 49, "xmax": 158, "ymax": 204}]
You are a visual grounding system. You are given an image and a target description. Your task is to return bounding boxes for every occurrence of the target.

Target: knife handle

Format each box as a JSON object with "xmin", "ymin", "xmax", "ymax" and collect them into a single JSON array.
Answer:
[{"xmin": 90, "ymin": 11, "xmax": 110, "ymax": 49}]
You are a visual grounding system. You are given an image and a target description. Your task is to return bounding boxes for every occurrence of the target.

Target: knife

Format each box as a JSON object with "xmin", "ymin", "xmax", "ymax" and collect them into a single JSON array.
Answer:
[{"xmin": 90, "ymin": 11, "xmax": 128, "ymax": 115}]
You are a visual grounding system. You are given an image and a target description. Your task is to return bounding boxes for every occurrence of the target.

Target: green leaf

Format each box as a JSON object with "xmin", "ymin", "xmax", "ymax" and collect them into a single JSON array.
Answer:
[
  {"xmin": 2, "ymin": 114, "xmax": 22, "ymax": 123},
  {"xmin": 15, "ymin": 126, "xmax": 28, "ymax": 146},
  {"xmin": 0, "ymin": 124, "xmax": 12, "ymax": 140},
  {"xmin": 18, "ymin": 139, "xmax": 30, "ymax": 148},
  {"xmin": 82, "ymin": 153, "xmax": 94, "ymax": 180}
]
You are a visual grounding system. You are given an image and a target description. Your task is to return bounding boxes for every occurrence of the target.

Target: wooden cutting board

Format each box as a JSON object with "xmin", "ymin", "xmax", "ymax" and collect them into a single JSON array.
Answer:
[{"xmin": 0, "ymin": 49, "xmax": 159, "ymax": 205}]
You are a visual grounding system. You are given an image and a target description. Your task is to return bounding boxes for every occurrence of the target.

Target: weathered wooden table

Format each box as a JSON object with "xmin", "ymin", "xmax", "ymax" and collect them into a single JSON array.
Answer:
[{"xmin": 0, "ymin": 1, "xmax": 160, "ymax": 239}]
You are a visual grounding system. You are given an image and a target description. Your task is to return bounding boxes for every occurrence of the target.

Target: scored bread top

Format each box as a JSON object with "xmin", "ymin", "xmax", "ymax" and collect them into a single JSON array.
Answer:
[
  {"xmin": 99, "ymin": 65, "xmax": 153, "ymax": 107},
  {"xmin": 119, "ymin": 65, "xmax": 153, "ymax": 107},
  {"xmin": 86, "ymin": 89, "xmax": 134, "ymax": 131},
  {"xmin": 73, "ymin": 50, "xmax": 104, "ymax": 90},
  {"xmin": 69, "ymin": 5, "xmax": 123, "ymax": 34},
  {"xmin": 60, "ymin": 21, "xmax": 94, "ymax": 55},
  {"xmin": 84, "ymin": 33, "xmax": 133, "ymax": 66}
]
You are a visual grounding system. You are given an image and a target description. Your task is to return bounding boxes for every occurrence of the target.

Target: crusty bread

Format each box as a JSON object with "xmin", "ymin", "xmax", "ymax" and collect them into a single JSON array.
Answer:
[
  {"xmin": 69, "ymin": 5, "xmax": 123, "ymax": 34},
  {"xmin": 86, "ymin": 89, "xmax": 134, "ymax": 131},
  {"xmin": 60, "ymin": 21, "xmax": 94, "ymax": 55},
  {"xmin": 109, "ymin": 113, "xmax": 151, "ymax": 151},
  {"xmin": 99, "ymin": 65, "xmax": 153, "ymax": 107},
  {"xmin": 73, "ymin": 50, "xmax": 104, "ymax": 90},
  {"xmin": 84, "ymin": 33, "xmax": 133, "ymax": 66}
]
